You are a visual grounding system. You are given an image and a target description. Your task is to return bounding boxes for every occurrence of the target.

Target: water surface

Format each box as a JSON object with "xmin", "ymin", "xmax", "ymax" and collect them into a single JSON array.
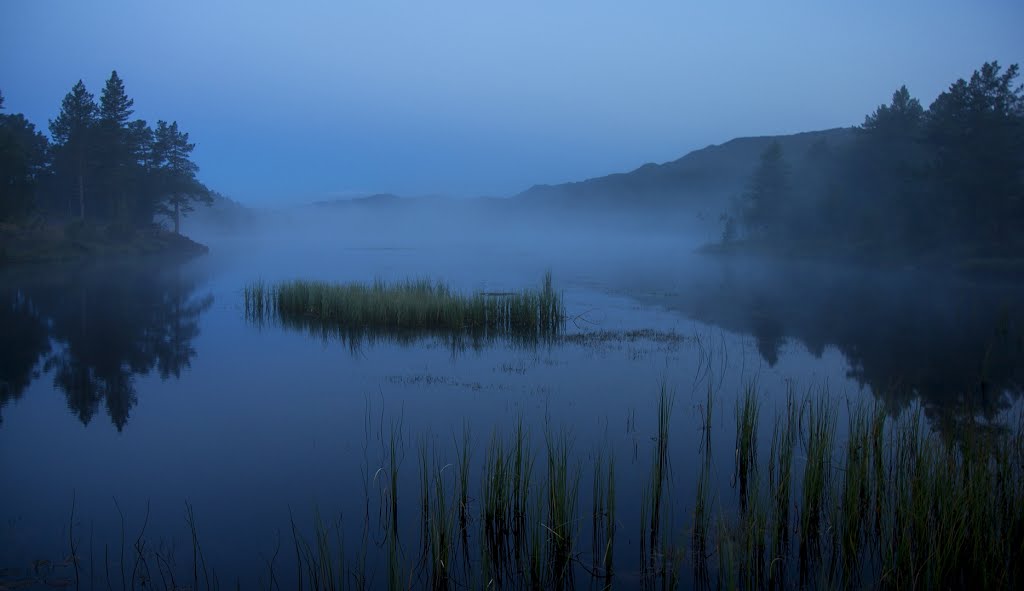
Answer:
[{"xmin": 2, "ymin": 231, "xmax": 1021, "ymax": 586}]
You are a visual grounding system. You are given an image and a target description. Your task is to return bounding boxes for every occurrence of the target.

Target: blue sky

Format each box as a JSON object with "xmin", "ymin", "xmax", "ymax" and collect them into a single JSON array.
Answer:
[{"xmin": 2, "ymin": 1, "xmax": 1022, "ymax": 205}]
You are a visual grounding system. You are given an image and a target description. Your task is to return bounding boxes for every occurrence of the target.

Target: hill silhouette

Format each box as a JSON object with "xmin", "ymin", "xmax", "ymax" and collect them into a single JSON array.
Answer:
[{"xmin": 516, "ymin": 128, "xmax": 854, "ymax": 213}]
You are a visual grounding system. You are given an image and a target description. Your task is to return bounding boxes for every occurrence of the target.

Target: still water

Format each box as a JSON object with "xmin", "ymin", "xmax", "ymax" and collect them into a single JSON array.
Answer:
[{"xmin": 2, "ymin": 230, "xmax": 1021, "ymax": 587}]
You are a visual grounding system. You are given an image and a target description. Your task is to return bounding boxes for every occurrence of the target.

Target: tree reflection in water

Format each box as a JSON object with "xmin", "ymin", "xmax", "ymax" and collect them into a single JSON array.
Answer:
[
  {"xmin": 629, "ymin": 260, "xmax": 1024, "ymax": 433},
  {"xmin": 0, "ymin": 261, "xmax": 212, "ymax": 429}
]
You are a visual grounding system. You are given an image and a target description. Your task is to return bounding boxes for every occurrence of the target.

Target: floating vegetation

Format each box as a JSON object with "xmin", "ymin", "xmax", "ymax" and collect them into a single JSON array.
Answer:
[
  {"xmin": 244, "ymin": 272, "xmax": 565, "ymax": 348},
  {"xmin": 560, "ymin": 328, "xmax": 686, "ymax": 347}
]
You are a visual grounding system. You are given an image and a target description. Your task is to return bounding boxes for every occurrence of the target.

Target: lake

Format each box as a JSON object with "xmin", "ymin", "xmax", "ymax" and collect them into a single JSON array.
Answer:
[{"xmin": 2, "ymin": 225, "xmax": 1022, "ymax": 589}]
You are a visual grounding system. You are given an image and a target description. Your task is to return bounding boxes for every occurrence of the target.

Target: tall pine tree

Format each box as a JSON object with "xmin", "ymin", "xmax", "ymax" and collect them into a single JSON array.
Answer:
[
  {"xmin": 742, "ymin": 141, "xmax": 790, "ymax": 239},
  {"xmin": 852, "ymin": 86, "xmax": 929, "ymax": 251},
  {"xmin": 49, "ymin": 81, "xmax": 97, "ymax": 219},
  {"xmin": 97, "ymin": 70, "xmax": 137, "ymax": 222},
  {"xmin": 153, "ymin": 121, "xmax": 210, "ymax": 234},
  {"xmin": 0, "ymin": 113, "xmax": 50, "ymax": 221},
  {"xmin": 125, "ymin": 119, "xmax": 156, "ymax": 225},
  {"xmin": 926, "ymin": 61, "xmax": 1024, "ymax": 251}
]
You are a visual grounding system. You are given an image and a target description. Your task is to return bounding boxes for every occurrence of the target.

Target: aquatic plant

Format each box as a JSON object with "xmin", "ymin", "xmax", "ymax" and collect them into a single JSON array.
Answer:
[
  {"xmin": 543, "ymin": 428, "xmax": 580, "ymax": 589},
  {"xmin": 35, "ymin": 382, "xmax": 1024, "ymax": 591},
  {"xmin": 243, "ymin": 272, "xmax": 565, "ymax": 347},
  {"xmin": 797, "ymin": 389, "xmax": 837, "ymax": 578},
  {"xmin": 734, "ymin": 380, "xmax": 759, "ymax": 510}
]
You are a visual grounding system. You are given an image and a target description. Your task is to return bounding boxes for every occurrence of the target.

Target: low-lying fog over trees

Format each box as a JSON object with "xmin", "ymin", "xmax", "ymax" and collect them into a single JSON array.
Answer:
[
  {"xmin": 2, "ymin": 60, "xmax": 1023, "ymax": 273},
  {"xmin": 726, "ymin": 61, "xmax": 1024, "ymax": 264}
]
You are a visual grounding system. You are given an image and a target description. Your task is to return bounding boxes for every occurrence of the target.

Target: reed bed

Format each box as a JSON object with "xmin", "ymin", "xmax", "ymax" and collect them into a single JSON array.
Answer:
[
  {"xmin": 798, "ymin": 388, "xmax": 837, "ymax": 574},
  {"xmin": 640, "ymin": 380, "xmax": 677, "ymax": 584},
  {"xmin": 734, "ymin": 380, "xmax": 759, "ymax": 510},
  {"xmin": 478, "ymin": 419, "xmax": 536, "ymax": 586},
  {"xmin": 767, "ymin": 386, "xmax": 798, "ymax": 586},
  {"xmin": 543, "ymin": 428, "xmax": 580, "ymax": 589},
  {"xmin": 243, "ymin": 272, "xmax": 565, "ymax": 346},
  {"xmin": 424, "ymin": 450, "xmax": 455, "ymax": 590},
  {"xmin": 43, "ymin": 385, "xmax": 1024, "ymax": 591}
]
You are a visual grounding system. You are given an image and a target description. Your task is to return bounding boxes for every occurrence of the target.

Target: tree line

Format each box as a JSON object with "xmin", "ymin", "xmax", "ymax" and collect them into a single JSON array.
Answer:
[
  {"xmin": 0, "ymin": 71, "xmax": 211, "ymax": 234},
  {"xmin": 732, "ymin": 60, "xmax": 1024, "ymax": 262}
]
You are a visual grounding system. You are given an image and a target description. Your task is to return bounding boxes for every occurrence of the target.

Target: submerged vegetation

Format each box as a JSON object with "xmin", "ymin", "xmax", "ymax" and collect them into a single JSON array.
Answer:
[
  {"xmin": 22, "ymin": 381, "xmax": 1023, "ymax": 590},
  {"xmin": 244, "ymin": 272, "xmax": 565, "ymax": 346}
]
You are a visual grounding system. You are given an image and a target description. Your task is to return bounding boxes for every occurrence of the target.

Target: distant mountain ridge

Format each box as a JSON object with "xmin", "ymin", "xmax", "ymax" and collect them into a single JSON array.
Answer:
[
  {"xmin": 313, "ymin": 193, "xmax": 404, "ymax": 207},
  {"xmin": 202, "ymin": 128, "xmax": 857, "ymax": 225},
  {"xmin": 515, "ymin": 128, "xmax": 855, "ymax": 211}
]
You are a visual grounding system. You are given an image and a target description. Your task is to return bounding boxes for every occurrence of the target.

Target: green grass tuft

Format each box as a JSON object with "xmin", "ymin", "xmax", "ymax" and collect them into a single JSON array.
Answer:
[{"xmin": 244, "ymin": 272, "xmax": 565, "ymax": 347}]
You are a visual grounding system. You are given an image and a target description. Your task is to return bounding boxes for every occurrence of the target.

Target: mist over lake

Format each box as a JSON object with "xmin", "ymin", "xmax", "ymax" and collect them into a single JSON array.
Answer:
[{"xmin": 2, "ymin": 2, "xmax": 1023, "ymax": 589}]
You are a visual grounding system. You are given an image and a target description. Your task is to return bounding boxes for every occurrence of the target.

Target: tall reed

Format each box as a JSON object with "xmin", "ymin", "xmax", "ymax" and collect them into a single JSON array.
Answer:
[
  {"xmin": 648, "ymin": 380, "xmax": 676, "ymax": 552},
  {"xmin": 766, "ymin": 386, "xmax": 797, "ymax": 587},
  {"xmin": 692, "ymin": 380, "xmax": 715, "ymax": 583},
  {"xmin": 427, "ymin": 455, "xmax": 455, "ymax": 590},
  {"xmin": 590, "ymin": 443, "xmax": 616, "ymax": 582},
  {"xmin": 243, "ymin": 273, "xmax": 565, "ymax": 346},
  {"xmin": 838, "ymin": 401, "xmax": 872, "ymax": 584},
  {"xmin": 798, "ymin": 389, "xmax": 836, "ymax": 578},
  {"xmin": 40, "ymin": 383, "xmax": 1024, "ymax": 590},
  {"xmin": 454, "ymin": 422, "xmax": 471, "ymax": 531},
  {"xmin": 734, "ymin": 381, "xmax": 759, "ymax": 510},
  {"xmin": 544, "ymin": 428, "xmax": 580, "ymax": 589}
]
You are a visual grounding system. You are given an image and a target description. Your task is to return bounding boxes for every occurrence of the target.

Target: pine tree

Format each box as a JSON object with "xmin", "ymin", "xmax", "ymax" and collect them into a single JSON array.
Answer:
[
  {"xmin": 49, "ymin": 80, "xmax": 97, "ymax": 219},
  {"xmin": 852, "ymin": 86, "xmax": 929, "ymax": 250},
  {"xmin": 99, "ymin": 71, "xmax": 134, "ymax": 128},
  {"xmin": 926, "ymin": 61, "xmax": 1024, "ymax": 250},
  {"xmin": 97, "ymin": 70, "xmax": 138, "ymax": 221},
  {"xmin": 0, "ymin": 112, "xmax": 50, "ymax": 220},
  {"xmin": 742, "ymin": 141, "xmax": 790, "ymax": 239},
  {"xmin": 125, "ymin": 119, "xmax": 156, "ymax": 225},
  {"xmin": 862, "ymin": 85, "xmax": 924, "ymax": 138},
  {"xmin": 153, "ymin": 121, "xmax": 210, "ymax": 234}
]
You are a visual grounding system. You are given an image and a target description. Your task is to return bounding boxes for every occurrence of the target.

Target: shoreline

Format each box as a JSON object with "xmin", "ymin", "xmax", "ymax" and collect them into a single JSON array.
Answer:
[
  {"xmin": 697, "ymin": 239, "xmax": 1024, "ymax": 281},
  {"xmin": 0, "ymin": 220, "xmax": 208, "ymax": 267}
]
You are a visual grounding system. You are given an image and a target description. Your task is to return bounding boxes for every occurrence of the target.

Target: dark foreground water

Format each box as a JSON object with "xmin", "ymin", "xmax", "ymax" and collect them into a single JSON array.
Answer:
[{"xmin": 2, "ymin": 229, "xmax": 1022, "ymax": 588}]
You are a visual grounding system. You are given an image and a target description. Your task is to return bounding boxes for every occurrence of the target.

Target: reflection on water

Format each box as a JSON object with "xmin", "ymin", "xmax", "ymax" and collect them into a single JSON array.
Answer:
[
  {"xmin": 249, "ymin": 303, "xmax": 560, "ymax": 357},
  {"xmin": 627, "ymin": 258, "xmax": 1024, "ymax": 432},
  {"xmin": 0, "ymin": 291, "xmax": 50, "ymax": 422},
  {"xmin": 3, "ymin": 252, "xmax": 1021, "ymax": 437},
  {"xmin": 244, "ymin": 273, "xmax": 566, "ymax": 355},
  {"xmin": 1, "ymin": 246, "xmax": 1023, "ymax": 587},
  {"xmin": 0, "ymin": 261, "xmax": 213, "ymax": 429}
]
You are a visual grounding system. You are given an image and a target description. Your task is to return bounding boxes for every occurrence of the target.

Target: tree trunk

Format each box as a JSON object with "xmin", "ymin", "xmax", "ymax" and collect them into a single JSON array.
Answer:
[
  {"xmin": 77, "ymin": 163, "xmax": 85, "ymax": 220},
  {"xmin": 173, "ymin": 198, "xmax": 180, "ymax": 235}
]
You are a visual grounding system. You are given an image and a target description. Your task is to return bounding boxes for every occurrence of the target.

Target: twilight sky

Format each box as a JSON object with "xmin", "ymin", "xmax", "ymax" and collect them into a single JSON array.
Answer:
[{"xmin": 2, "ymin": 1, "xmax": 1022, "ymax": 205}]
